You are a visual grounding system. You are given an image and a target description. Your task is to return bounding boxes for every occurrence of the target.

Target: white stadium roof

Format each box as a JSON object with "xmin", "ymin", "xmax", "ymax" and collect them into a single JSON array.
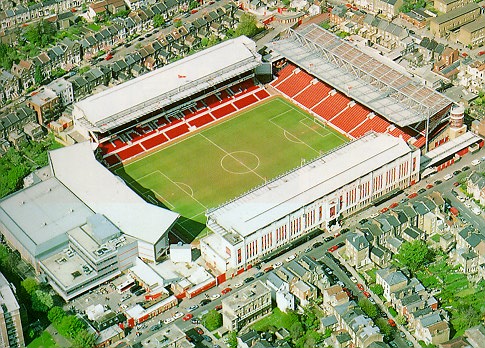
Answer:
[
  {"xmin": 207, "ymin": 133, "xmax": 413, "ymax": 237},
  {"xmin": 73, "ymin": 36, "xmax": 261, "ymax": 133},
  {"xmin": 49, "ymin": 142, "xmax": 179, "ymax": 244},
  {"xmin": 268, "ymin": 24, "xmax": 453, "ymax": 128}
]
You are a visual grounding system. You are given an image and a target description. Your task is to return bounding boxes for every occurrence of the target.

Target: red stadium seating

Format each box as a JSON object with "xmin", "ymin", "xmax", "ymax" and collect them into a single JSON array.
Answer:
[
  {"xmin": 104, "ymin": 154, "xmax": 121, "ymax": 167},
  {"xmin": 331, "ymin": 105, "xmax": 371, "ymax": 134},
  {"xmin": 189, "ymin": 114, "xmax": 214, "ymax": 128},
  {"xmin": 234, "ymin": 94, "xmax": 258, "ymax": 109},
  {"xmin": 294, "ymin": 82, "xmax": 332, "ymax": 109},
  {"xmin": 212, "ymin": 104, "xmax": 237, "ymax": 119},
  {"xmin": 117, "ymin": 144, "xmax": 145, "ymax": 161},
  {"xmin": 271, "ymin": 64, "xmax": 296, "ymax": 87},
  {"xmin": 165, "ymin": 123, "xmax": 190, "ymax": 140},
  {"xmin": 142, "ymin": 133, "xmax": 169, "ymax": 150},
  {"xmin": 254, "ymin": 89, "xmax": 270, "ymax": 100},
  {"xmin": 277, "ymin": 70, "xmax": 314, "ymax": 98}
]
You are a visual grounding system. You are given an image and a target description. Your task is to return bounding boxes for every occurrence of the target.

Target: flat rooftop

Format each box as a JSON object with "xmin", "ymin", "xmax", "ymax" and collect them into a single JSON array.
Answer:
[
  {"xmin": 0, "ymin": 177, "xmax": 93, "ymax": 257},
  {"xmin": 49, "ymin": 142, "xmax": 179, "ymax": 245},
  {"xmin": 208, "ymin": 132, "xmax": 413, "ymax": 237},
  {"xmin": 222, "ymin": 280, "xmax": 270, "ymax": 311}
]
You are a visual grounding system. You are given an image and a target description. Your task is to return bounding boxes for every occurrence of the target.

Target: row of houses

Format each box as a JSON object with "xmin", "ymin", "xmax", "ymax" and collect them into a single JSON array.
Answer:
[
  {"xmin": 0, "ymin": 2, "xmax": 239, "ymax": 106},
  {"xmin": 376, "ymin": 268, "xmax": 450, "ymax": 345},
  {"xmin": 344, "ymin": 192, "xmax": 445, "ymax": 270}
]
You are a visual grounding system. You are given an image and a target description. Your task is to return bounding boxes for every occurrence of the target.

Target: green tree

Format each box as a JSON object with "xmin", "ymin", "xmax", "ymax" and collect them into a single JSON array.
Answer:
[
  {"xmin": 375, "ymin": 317, "xmax": 393, "ymax": 338},
  {"xmin": 0, "ymin": 245, "xmax": 9, "ymax": 268},
  {"xmin": 202, "ymin": 309, "xmax": 222, "ymax": 331},
  {"xmin": 226, "ymin": 331, "xmax": 237, "ymax": 348},
  {"xmin": 48, "ymin": 306, "xmax": 66, "ymax": 324},
  {"xmin": 358, "ymin": 299, "xmax": 378, "ymax": 318},
  {"xmin": 73, "ymin": 330, "xmax": 96, "ymax": 348},
  {"xmin": 201, "ymin": 37, "xmax": 209, "ymax": 47},
  {"xmin": 290, "ymin": 321, "xmax": 304, "ymax": 341},
  {"xmin": 302, "ymin": 307, "xmax": 318, "ymax": 330},
  {"xmin": 235, "ymin": 13, "xmax": 261, "ymax": 38},
  {"xmin": 58, "ymin": 315, "xmax": 85, "ymax": 338},
  {"xmin": 24, "ymin": 19, "xmax": 57, "ymax": 48},
  {"xmin": 396, "ymin": 314, "xmax": 407, "ymax": 325},
  {"xmin": 0, "ymin": 43, "xmax": 21, "ymax": 70},
  {"xmin": 395, "ymin": 240, "xmax": 434, "ymax": 272},
  {"xmin": 153, "ymin": 14, "xmax": 165, "ymax": 28},
  {"xmin": 21, "ymin": 277, "xmax": 39, "ymax": 295},
  {"xmin": 174, "ymin": 19, "xmax": 182, "ymax": 28},
  {"xmin": 32, "ymin": 289, "xmax": 54, "ymax": 312},
  {"xmin": 34, "ymin": 65, "xmax": 43, "ymax": 85},
  {"xmin": 189, "ymin": 0, "xmax": 199, "ymax": 10},
  {"xmin": 370, "ymin": 284, "xmax": 384, "ymax": 296}
]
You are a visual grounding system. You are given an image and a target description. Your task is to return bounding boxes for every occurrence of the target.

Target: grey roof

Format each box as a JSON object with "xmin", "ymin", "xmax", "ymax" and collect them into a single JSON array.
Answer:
[
  {"xmin": 86, "ymin": 214, "xmax": 120, "ymax": 244},
  {"xmin": 286, "ymin": 260, "xmax": 307, "ymax": 278},
  {"xmin": 321, "ymin": 315, "xmax": 337, "ymax": 327},
  {"xmin": 431, "ymin": 3, "xmax": 479, "ymax": 25},
  {"xmin": 370, "ymin": 245, "xmax": 385, "ymax": 258},
  {"xmin": 266, "ymin": 272, "xmax": 285, "ymax": 290},
  {"xmin": 403, "ymin": 226, "xmax": 421, "ymax": 239},
  {"xmin": 0, "ymin": 177, "xmax": 93, "ymax": 258},
  {"xmin": 419, "ymin": 312, "xmax": 443, "ymax": 327},
  {"xmin": 347, "ymin": 232, "xmax": 369, "ymax": 251}
]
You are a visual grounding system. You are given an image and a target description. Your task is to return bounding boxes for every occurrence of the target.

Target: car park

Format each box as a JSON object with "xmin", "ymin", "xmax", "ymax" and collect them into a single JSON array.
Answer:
[
  {"xmin": 244, "ymin": 276, "xmax": 254, "ymax": 283},
  {"xmin": 211, "ymin": 293, "xmax": 221, "ymax": 300},
  {"xmin": 183, "ymin": 314, "xmax": 193, "ymax": 321},
  {"xmin": 221, "ymin": 287, "xmax": 232, "ymax": 295}
]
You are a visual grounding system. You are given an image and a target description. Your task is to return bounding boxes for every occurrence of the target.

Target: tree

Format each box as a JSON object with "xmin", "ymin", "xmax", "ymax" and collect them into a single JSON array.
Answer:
[
  {"xmin": 202, "ymin": 309, "xmax": 222, "ymax": 331},
  {"xmin": 48, "ymin": 306, "xmax": 66, "ymax": 324},
  {"xmin": 34, "ymin": 65, "xmax": 43, "ymax": 85},
  {"xmin": 358, "ymin": 299, "xmax": 378, "ymax": 318},
  {"xmin": 226, "ymin": 331, "xmax": 237, "ymax": 348},
  {"xmin": 153, "ymin": 14, "xmax": 165, "ymax": 28},
  {"xmin": 235, "ymin": 13, "xmax": 261, "ymax": 38},
  {"xmin": 189, "ymin": 0, "xmax": 199, "ymax": 10},
  {"xmin": 302, "ymin": 307, "xmax": 318, "ymax": 330},
  {"xmin": 32, "ymin": 289, "xmax": 54, "ymax": 312},
  {"xmin": 174, "ymin": 19, "xmax": 182, "ymax": 28},
  {"xmin": 290, "ymin": 321, "xmax": 304, "ymax": 341},
  {"xmin": 73, "ymin": 330, "xmax": 96, "ymax": 348},
  {"xmin": 58, "ymin": 315, "xmax": 85, "ymax": 338},
  {"xmin": 396, "ymin": 314, "xmax": 407, "ymax": 325},
  {"xmin": 395, "ymin": 240, "xmax": 434, "ymax": 272},
  {"xmin": 370, "ymin": 284, "xmax": 384, "ymax": 296},
  {"xmin": 21, "ymin": 277, "xmax": 38, "ymax": 295},
  {"xmin": 24, "ymin": 19, "xmax": 57, "ymax": 48},
  {"xmin": 375, "ymin": 318, "xmax": 393, "ymax": 337}
]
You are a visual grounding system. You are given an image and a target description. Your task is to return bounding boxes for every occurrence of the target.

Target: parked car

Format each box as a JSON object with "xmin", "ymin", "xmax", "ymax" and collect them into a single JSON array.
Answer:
[
  {"xmin": 462, "ymin": 166, "xmax": 470, "ymax": 171},
  {"xmin": 453, "ymin": 170, "xmax": 461, "ymax": 176},
  {"xmin": 195, "ymin": 327, "xmax": 204, "ymax": 335},
  {"xmin": 221, "ymin": 287, "xmax": 232, "ymax": 295},
  {"xmin": 359, "ymin": 218, "xmax": 368, "ymax": 224},
  {"xmin": 472, "ymin": 159, "xmax": 481, "ymax": 166},
  {"xmin": 285, "ymin": 254, "xmax": 296, "ymax": 262},
  {"xmin": 188, "ymin": 305, "xmax": 199, "ymax": 312},
  {"xmin": 425, "ymin": 184, "xmax": 433, "ymax": 189},
  {"xmin": 214, "ymin": 304, "xmax": 222, "ymax": 311},
  {"xmin": 191, "ymin": 318, "xmax": 200, "ymax": 324},
  {"xmin": 453, "ymin": 181, "xmax": 460, "ymax": 187},
  {"xmin": 183, "ymin": 314, "xmax": 193, "ymax": 321},
  {"xmin": 443, "ymin": 173, "xmax": 453, "ymax": 180},
  {"xmin": 234, "ymin": 282, "xmax": 243, "ymax": 288},
  {"xmin": 163, "ymin": 317, "xmax": 175, "ymax": 324},
  {"xmin": 150, "ymin": 324, "xmax": 162, "ymax": 331},
  {"xmin": 434, "ymin": 180, "xmax": 442, "ymax": 185},
  {"xmin": 363, "ymin": 291, "xmax": 371, "ymax": 298},
  {"xmin": 418, "ymin": 188, "xmax": 426, "ymax": 194},
  {"xmin": 323, "ymin": 237, "xmax": 333, "ymax": 242},
  {"xmin": 173, "ymin": 312, "xmax": 184, "ymax": 320},
  {"xmin": 199, "ymin": 299, "xmax": 211, "ymax": 306},
  {"xmin": 328, "ymin": 245, "xmax": 339, "ymax": 252},
  {"xmin": 388, "ymin": 318, "xmax": 396, "ymax": 327},
  {"xmin": 244, "ymin": 276, "xmax": 254, "ymax": 283},
  {"xmin": 408, "ymin": 192, "xmax": 418, "ymax": 198},
  {"xmin": 254, "ymin": 271, "xmax": 264, "ymax": 278},
  {"xmin": 273, "ymin": 262, "xmax": 283, "ymax": 268},
  {"xmin": 211, "ymin": 293, "xmax": 221, "ymax": 300},
  {"xmin": 357, "ymin": 283, "xmax": 364, "ymax": 291},
  {"xmin": 263, "ymin": 266, "xmax": 274, "ymax": 273},
  {"xmin": 389, "ymin": 202, "xmax": 398, "ymax": 209}
]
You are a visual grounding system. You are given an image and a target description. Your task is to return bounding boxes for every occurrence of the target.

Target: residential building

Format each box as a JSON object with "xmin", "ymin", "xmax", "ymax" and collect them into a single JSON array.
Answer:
[
  {"xmin": 25, "ymin": 87, "xmax": 62, "ymax": 124},
  {"xmin": 0, "ymin": 272, "xmax": 24, "ymax": 348},
  {"xmin": 47, "ymin": 78, "xmax": 74, "ymax": 107},
  {"xmin": 415, "ymin": 312, "xmax": 450, "ymax": 345},
  {"xmin": 434, "ymin": 0, "xmax": 472, "ymax": 13},
  {"xmin": 0, "ymin": 105, "xmax": 38, "ymax": 141},
  {"xmin": 345, "ymin": 232, "xmax": 370, "ymax": 268},
  {"xmin": 465, "ymin": 324, "xmax": 485, "ymax": 348},
  {"xmin": 376, "ymin": 268, "xmax": 408, "ymax": 301},
  {"xmin": 457, "ymin": 17, "xmax": 485, "ymax": 47},
  {"xmin": 429, "ymin": 3, "xmax": 480, "ymax": 38},
  {"xmin": 221, "ymin": 280, "xmax": 271, "ymax": 331}
]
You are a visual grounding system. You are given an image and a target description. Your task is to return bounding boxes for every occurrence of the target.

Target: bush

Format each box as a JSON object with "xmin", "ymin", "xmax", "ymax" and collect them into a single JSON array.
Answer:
[{"xmin": 202, "ymin": 309, "xmax": 222, "ymax": 331}]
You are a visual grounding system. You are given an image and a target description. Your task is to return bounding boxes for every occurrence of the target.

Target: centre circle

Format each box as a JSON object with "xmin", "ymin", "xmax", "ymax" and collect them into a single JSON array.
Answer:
[{"xmin": 221, "ymin": 151, "xmax": 260, "ymax": 174}]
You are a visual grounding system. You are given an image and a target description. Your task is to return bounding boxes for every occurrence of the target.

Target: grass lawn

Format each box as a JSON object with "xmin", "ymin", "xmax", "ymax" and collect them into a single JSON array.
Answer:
[
  {"xmin": 117, "ymin": 97, "xmax": 348, "ymax": 241},
  {"xmin": 28, "ymin": 331, "xmax": 56, "ymax": 348},
  {"xmin": 252, "ymin": 308, "xmax": 299, "ymax": 331},
  {"xmin": 86, "ymin": 23, "xmax": 101, "ymax": 31},
  {"xmin": 430, "ymin": 234, "xmax": 440, "ymax": 243}
]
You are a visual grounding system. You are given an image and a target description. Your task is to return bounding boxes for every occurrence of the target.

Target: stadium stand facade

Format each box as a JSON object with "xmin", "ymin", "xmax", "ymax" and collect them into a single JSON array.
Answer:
[
  {"xmin": 71, "ymin": 36, "xmax": 266, "ymax": 166},
  {"xmin": 0, "ymin": 143, "xmax": 179, "ymax": 300},
  {"xmin": 201, "ymin": 132, "xmax": 420, "ymax": 275}
]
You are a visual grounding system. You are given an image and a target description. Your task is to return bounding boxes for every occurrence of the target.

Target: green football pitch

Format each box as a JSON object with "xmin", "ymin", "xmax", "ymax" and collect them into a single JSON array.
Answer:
[{"xmin": 115, "ymin": 97, "xmax": 348, "ymax": 242}]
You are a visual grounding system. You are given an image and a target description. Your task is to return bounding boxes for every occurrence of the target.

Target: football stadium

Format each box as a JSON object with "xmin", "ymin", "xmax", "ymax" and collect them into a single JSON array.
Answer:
[{"xmin": 71, "ymin": 24, "xmax": 456, "ymax": 252}]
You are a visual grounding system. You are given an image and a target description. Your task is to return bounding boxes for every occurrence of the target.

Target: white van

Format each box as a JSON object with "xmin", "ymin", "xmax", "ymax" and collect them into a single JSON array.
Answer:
[
  {"xmin": 472, "ymin": 207, "xmax": 481, "ymax": 216},
  {"xmin": 443, "ymin": 173, "xmax": 453, "ymax": 180},
  {"xmin": 471, "ymin": 159, "xmax": 481, "ymax": 166}
]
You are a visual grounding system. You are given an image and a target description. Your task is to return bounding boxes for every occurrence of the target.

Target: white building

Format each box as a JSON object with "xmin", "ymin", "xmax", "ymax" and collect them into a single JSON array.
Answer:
[
  {"xmin": 201, "ymin": 132, "xmax": 420, "ymax": 275},
  {"xmin": 47, "ymin": 78, "xmax": 74, "ymax": 107}
]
